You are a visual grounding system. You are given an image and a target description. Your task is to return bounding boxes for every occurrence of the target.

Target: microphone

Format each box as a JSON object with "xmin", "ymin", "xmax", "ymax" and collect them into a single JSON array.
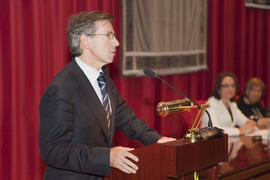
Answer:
[
  {"xmin": 143, "ymin": 69, "xmax": 223, "ymax": 139},
  {"xmin": 143, "ymin": 69, "xmax": 200, "ymax": 108}
]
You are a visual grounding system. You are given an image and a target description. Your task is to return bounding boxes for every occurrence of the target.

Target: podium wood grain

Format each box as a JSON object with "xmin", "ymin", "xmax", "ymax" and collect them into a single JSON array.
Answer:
[{"xmin": 105, "ymin": 134, "xmax": 228, "ymax": 180}]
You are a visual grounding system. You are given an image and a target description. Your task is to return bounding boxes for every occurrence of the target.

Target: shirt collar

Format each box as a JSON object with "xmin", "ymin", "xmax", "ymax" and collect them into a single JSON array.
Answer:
[{"xmin": 75, "ymin": 57, "xmax": 103, "ymax": 80}]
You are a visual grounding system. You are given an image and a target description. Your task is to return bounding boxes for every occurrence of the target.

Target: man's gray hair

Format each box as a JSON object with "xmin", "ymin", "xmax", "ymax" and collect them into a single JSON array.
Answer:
[{"xmin": 66, "ymin": 11, "xmax": 114, "ymax": 57}]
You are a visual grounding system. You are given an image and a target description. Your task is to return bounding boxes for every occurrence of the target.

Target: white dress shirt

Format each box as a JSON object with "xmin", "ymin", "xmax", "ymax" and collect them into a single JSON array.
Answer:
[
  {"xmin": 75, "ymin": 57, "xmax": 104, "ymax": 103},
  {"xmin": 201, "ymin": 96, "xmax": 248, "ymax": 136}
]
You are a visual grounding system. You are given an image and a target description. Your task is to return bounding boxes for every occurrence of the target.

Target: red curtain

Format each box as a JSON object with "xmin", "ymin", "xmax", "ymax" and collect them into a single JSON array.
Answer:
[{"xmin": 0, "ymin": 0, "xmax": 269, "ymax": 179}]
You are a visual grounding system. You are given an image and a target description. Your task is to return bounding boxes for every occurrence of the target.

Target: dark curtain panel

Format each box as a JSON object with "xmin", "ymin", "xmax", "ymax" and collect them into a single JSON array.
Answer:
[{"xmin": 0, "ymin": 0, "xmax": 269, "ymax": 179}]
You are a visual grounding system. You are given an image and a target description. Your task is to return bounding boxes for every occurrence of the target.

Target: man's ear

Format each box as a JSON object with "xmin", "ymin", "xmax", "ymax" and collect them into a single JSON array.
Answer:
[{"xmin": 80, "ymin": 34, "xmax": 91, "ymax": 49}]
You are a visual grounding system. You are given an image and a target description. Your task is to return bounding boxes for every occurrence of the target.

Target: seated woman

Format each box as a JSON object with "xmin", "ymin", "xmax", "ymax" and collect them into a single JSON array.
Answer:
[
  {"xmin": 237, "ymin": 77, "xmax": 270, "ymax": 129},
  {"xmin": 201, "ymin": 72, "xmax": 255, "ymax": 136}
]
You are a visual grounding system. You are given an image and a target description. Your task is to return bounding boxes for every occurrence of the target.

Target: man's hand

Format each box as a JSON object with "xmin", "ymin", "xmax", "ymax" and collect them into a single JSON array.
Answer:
[
  {"xmin": 110, "ymin": 146, "xmax": 138, "ymax": 174},
  {"xmin": 157, "ymin": 136, "xmax": 176, "ymax": 143}
]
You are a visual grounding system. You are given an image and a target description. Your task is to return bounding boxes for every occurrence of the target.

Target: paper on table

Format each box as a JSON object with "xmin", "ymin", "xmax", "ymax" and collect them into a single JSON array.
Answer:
[{"xmin": 246, "ymin": 129, "xmax": 268, "ymax": 140}]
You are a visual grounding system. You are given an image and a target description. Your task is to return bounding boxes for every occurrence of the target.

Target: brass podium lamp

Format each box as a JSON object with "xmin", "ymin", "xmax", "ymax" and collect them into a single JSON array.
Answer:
[{"xmin": 156, "ymin": 99, "xmax": 210, "ymax": 142}]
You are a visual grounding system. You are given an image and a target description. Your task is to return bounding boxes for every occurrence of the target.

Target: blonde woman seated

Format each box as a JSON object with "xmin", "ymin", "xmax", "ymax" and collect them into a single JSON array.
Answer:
[
  {"xmin": 237, "ymin": 77, "xmax": 270, "ymax": 129},
  {"xmin": 202, "ymin": 72, "xmax": 255, "ymax": 136}
]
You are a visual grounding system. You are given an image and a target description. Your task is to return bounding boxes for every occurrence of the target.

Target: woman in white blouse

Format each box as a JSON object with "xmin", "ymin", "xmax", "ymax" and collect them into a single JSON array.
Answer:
[{"xmin": 202, "ymin": 72, "xmax": 255, "ymax": 136}]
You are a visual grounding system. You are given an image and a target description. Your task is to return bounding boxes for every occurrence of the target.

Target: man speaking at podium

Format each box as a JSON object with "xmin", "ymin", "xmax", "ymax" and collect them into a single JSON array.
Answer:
[{"xmin": 39, "ymin": 11, "xmax": 175, "ymax": 180}]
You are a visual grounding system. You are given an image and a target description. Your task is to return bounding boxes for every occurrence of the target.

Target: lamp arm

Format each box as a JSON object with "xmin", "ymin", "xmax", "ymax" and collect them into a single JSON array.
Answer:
[
  {"xmin": 191, "ymin": 108, "xmax": 202, "ymax": 129},
  {"xmin": 191, "ymin": 104, "xmax": 209, "ymax": 129}
]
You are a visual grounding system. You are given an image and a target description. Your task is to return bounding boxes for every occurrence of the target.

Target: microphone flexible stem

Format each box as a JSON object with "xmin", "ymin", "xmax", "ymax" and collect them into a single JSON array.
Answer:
[
  {"xmin": 144, "ymin": 68, "xmax": 213, "ymax": 128},
  {"xmin": 156, "ymin": 76, "xmax": 200, "ymax": 107}
]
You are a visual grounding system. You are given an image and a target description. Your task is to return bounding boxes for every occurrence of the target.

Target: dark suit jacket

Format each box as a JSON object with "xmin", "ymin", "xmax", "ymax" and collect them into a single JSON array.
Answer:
[
  {"xmin": 39, "ymin": 60, "xmax": 161, "ymax": 180},
  {"xmin": 237, "ymin": 96, "xmax": 267, "ymax": 120}
]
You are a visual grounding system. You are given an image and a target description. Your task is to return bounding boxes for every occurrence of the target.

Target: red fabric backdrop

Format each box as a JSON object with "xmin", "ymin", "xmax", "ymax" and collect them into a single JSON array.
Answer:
[{"xmin": 0, "ymin": 0, "xmax": 269, "ymax": 179}]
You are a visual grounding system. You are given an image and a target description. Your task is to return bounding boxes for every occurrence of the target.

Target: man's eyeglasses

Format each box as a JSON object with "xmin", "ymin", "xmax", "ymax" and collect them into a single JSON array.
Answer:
[
  {"xmin": 87, "ymin": 32, "xmax": 116, "ymax": 40},
  {"xmin": 220, "ymin": 84, "xmax": 236, "ymax": 88}
]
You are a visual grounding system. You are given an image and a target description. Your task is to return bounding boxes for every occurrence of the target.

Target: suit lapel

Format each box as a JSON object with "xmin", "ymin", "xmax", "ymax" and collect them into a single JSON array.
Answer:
[{"xmin": 71, "ymin": 61, "xmax": 110, "ymax": 141}]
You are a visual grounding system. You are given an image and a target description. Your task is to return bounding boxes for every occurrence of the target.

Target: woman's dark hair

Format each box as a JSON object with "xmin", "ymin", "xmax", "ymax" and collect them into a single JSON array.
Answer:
[
  {"xmin": 211, "ymin": 72, "xmax": 239, "ymax": 101},
  {"xmin": 244, "ymin": 77, "xmax": 265, "ymax": 100}
]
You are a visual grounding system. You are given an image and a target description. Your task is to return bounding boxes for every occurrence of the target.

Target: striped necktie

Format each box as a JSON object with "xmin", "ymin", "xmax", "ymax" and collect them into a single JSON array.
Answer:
[{"xmin": 97, "ymin": 72, "xmax": 111, "ymax": 129}]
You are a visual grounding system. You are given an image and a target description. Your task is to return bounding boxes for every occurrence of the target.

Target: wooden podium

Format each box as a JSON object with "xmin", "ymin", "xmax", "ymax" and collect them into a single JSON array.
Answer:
[{"xmin": 105, "ymin": 134, "xmax": 228, "ymax": 180}]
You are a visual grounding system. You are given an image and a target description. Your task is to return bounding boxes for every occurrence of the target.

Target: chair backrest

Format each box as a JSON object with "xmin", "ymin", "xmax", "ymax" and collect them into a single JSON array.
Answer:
[{"xmin": 260, "ymin": 100, "xmax": 265, "ymax": 108}]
